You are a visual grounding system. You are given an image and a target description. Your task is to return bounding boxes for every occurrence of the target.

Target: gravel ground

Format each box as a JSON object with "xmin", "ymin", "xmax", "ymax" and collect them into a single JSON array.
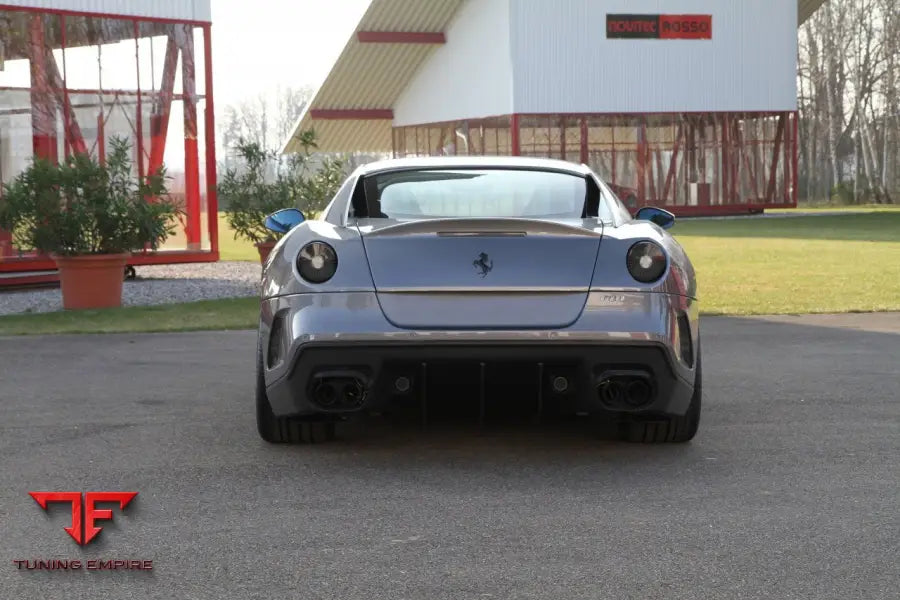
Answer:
[{"xmin": 0, "ymin": 261, "xmax": 261, "ymax": 316}]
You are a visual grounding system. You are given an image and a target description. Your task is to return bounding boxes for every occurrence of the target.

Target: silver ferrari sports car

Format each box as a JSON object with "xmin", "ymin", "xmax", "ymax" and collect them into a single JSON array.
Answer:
[{"xmin": 256, "ymin": 156, "xmax": 700, "ymax": 444}]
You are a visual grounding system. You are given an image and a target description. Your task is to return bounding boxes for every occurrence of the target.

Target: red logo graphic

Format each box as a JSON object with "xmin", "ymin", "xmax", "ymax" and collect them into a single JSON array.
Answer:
[
  {"xmin": 29, "ymin": 492, "xmax": 137, "ymax": 546},
  {"xmin": 607, "ymin": 14, "xmax": 712, "ymax": 40},
  {"xmin": 659, "ymin": 15, "xmax": 712, "ymax": 40}
]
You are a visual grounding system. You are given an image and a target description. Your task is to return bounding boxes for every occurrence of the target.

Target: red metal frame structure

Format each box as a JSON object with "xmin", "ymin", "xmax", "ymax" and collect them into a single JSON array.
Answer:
[
  {"xmin": 0, "ymin": 4, "xmax": 218, "ymax": 284},
  {"xmin": 391, "ymin": 111, "xmax": 798, "ymax": 216}
]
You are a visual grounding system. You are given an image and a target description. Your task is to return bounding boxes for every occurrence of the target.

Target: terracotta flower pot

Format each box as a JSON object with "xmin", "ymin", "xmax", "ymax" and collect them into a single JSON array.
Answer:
[
  {"xmin": 51, "ymin": 253, "xmax": 130, "ymax": 310},
  {"xmin": 256, "ymin": 241, "xmax": 277, "ymax": 264}
]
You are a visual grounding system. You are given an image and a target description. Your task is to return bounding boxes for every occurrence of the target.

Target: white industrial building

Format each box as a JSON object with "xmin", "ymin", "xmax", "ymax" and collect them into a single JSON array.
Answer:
[{"xmin": 286, "ymin": 0, "xmax": 827, "ymax": 215}]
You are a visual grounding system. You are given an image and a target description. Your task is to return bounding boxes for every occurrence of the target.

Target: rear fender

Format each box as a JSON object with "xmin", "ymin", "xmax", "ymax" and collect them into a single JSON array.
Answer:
[
  {"xmin": 590, "ymin": 222, "xmax": 697, "ymax": 298},
  {"xmin": 261, "ymin": 221, "xmax": 375, "ymax": 299}
]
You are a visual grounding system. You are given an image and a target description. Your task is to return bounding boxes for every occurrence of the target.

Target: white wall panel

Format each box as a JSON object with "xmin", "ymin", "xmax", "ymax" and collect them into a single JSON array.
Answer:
[
  {"xmin": 510, "ymin": 0, "xmax": 797, "ymax": 114},
  {"xmin": 0, "ymin": 0, "xmax": 211, "ymax": 22},
  {"xmin": 393, "ymin": 0, "xmax": 513, "ymax": 126}
]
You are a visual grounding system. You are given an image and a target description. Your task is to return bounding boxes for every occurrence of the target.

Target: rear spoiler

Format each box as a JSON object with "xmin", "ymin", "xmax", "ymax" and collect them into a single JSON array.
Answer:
[{"xmin": 356, "ymin": 218, "xmax": 604, "ymax": 238}]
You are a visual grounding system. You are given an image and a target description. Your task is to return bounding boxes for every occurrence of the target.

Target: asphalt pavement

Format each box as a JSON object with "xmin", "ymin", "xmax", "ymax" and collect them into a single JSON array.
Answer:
[{"xmin": 1, "ymin": 314, "xmax": 898, "ymax": 600}]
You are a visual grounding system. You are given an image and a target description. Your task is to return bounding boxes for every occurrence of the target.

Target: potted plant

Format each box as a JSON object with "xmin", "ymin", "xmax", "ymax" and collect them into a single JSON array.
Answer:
[
  {"xmin": 220, "ymin": 131, "xmax": 346, "ymax": 264},
  {"xmin": 0, "ymin": 137, "xmax": 180, "ymax": 310},
  {"xmin": 219, "ymin": 141, "xmax": 293, "ymax": 263}
]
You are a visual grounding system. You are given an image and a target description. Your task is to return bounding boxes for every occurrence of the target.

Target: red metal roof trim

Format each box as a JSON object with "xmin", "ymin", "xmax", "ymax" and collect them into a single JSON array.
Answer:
[
  {"xmin": 309, "ymin": 109, "xmax": 394, "ymax": 120},
  {"xmin": 356, "ymin": 31, "xmax": 446, "ymax": 44}
]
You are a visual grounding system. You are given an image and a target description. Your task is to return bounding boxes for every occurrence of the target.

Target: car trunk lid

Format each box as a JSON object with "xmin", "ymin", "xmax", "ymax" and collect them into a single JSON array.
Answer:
[{"xmin": 356, "ymin": 218, "xmax": 603, "ymax": 329}]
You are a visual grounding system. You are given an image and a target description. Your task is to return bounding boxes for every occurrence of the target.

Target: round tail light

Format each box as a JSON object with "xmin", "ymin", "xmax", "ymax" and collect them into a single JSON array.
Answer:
[
  {"xmin": 297, "ymin": 241, "xmax": 338, "ymax": 283},
  {"xmin": 626, "ymin": 241, "xmax": 667, "ymax": 283}
]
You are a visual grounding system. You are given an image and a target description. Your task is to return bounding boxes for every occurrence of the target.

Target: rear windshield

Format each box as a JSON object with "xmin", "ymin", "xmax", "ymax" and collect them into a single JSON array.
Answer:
[{"xmin": 358, "ymin": 168, "xmax": 593, "ymax": 220}]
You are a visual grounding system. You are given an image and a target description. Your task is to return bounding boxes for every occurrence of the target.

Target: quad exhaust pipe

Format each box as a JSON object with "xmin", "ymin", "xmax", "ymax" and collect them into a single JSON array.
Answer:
[
  {"xmin": 308, "ymin": 367, "xmax": 652, "ymax": 412},
  {"xmin": 310, "ymin": 372, "xmax": 368, "ymax": 410},
  {"xmin": 596, "ymin": 371, "xmax": 654, "ymax": 408}
]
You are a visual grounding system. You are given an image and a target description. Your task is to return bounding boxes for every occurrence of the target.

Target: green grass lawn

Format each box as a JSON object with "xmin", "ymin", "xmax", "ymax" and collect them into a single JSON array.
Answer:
[
  {"xmin": 672, "ymin": 212, "xmax": 900, "ymax": 315},
  {"xmin": 768, "ymin": 204, "xmax": 900, "ymax": 214},
  {"xmin": 217, "ymin": 213, "xmax": 261, "ymax": 262},
  {"xmin": 1, "ymin": 211, "xmax": 898, "ymax": 335},
  {"xmin": 0, "ymin": 297, "xmax": 259, "ymax": 336}
]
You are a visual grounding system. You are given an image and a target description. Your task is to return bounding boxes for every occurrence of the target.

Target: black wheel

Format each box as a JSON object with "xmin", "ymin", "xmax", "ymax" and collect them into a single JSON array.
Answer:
[
  {"xmin": 620, "ymin": 346, "xmax": 702, "ymax": 443},
  {"xmin": 256, "ymin": 337, "xmax": 335, "ymax": 444},
  {"xmin": 124, "ymin": 265, "xmax": 136, "ymax": 280}
]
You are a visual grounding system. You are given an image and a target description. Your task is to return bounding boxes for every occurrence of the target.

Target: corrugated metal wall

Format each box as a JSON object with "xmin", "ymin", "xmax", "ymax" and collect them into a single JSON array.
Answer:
[
  {"xmin": 393, "ymin": 0, "xmax": 513, "ymax": 127},
  {"xmin": 510, "ymin": 0, "xmax": 797, "ymax": 114},
  {"xmin": 0, "ymin": 0, "xmax": 210, "ymax": 22}
]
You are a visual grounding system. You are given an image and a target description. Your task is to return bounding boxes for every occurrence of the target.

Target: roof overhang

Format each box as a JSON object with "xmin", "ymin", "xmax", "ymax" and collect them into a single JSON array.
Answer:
[
  {"xmin": 283, "ymin": 0, "xmax": 829, "ymax": 155},
  {"xmin": 281, "ymin": 0, "xmax": 465, "ymax": 154},
  {"xmin": 799, "ymin": 0, "xmax": 828, "ymax": 25}
]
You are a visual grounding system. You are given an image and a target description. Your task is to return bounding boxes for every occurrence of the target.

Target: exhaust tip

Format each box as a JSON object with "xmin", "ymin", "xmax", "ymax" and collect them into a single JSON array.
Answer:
[
  {"xmin": 313, "ymin": 382, "xmax": 337, "ymax": 407},
  {"xmin": 625, "ymin": 379, "xmax": 652, "ymax": 406},
  {"xmin": 309, "ymin": 370, "xmax": 371, "ymax": 410},
  {"xmin": 597, "ymin": 380, "xmax": 624, "ymax": 404},
  {"xmin": 341, "ymin": 380, "xmax": 366, "ymax": 407}
]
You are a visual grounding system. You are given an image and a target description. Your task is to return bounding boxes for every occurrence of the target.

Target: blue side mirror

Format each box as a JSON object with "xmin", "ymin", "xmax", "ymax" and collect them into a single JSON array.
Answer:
[
  {"xmin": 264, "ymin": 208, "xmax": 305, "ymax": 234},
  {"xmin": 635, "ymin": 206, "xmax": 676, "ymax": 230}
]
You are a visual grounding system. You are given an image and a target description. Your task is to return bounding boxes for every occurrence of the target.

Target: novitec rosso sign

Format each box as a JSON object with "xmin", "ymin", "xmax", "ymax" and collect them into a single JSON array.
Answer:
[{"xmin": 606, "ymin": 14, "xmax": 712, "ymax": 40}]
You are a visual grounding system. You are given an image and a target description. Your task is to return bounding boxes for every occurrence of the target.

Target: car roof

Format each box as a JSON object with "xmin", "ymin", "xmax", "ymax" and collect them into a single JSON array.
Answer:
[{"xmin": 355, "ymin": 155, "xmax": 593, "ymax": 177}]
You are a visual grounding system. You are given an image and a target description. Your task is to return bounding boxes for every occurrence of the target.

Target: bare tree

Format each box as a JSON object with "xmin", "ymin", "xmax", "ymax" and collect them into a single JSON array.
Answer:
[
  {"xmin": 798, "ymin": 0, "xmax": 898, "ymax": 203},
  {"xmin": 219, "ymin": 85, "xmax": 312, "ymax": 171},
  {"xmin": 274, "ymin": 85, "xmax": 312, "ymax": 149}
]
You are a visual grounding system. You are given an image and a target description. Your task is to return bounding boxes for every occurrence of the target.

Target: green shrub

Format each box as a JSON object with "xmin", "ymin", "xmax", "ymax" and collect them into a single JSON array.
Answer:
[
  {"xmin": 0, "ymin": 137, "xmax": 181, "ymax": 256},
  {"xmin": 219, "ymin": 130, "xmax": 346, "ymax": 244}
]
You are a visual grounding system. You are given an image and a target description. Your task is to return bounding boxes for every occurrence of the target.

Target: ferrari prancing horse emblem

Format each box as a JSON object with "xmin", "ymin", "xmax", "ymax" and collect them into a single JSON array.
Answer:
[{"xmin": 473, "ymin": 252, "xmax": 493, "ymax": 278}]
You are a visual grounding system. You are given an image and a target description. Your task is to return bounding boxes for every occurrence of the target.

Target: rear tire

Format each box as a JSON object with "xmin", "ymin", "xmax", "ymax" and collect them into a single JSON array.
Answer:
[
  {"xmin": 256, "ymin": 337, "xmax": 335, "ymax": 444},
  {"xmin": 620, "ymin": 346, "xmax": 702, "ymax": 444}
]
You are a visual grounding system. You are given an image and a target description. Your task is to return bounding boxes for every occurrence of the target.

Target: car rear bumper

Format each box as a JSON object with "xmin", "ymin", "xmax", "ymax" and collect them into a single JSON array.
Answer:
[{"xmin": 260, "ymin": 291, "xmax": 699, "ymax": 418}]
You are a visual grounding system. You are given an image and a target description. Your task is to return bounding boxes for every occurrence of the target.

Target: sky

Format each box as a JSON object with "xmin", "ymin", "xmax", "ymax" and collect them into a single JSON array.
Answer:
[
  {"xmin": 0, "ymin": 1, "xmax": 372, "ymax": 171},
  {"xmin": 209, "ymin": 0, "xmax": 372, "ymax": 112}
]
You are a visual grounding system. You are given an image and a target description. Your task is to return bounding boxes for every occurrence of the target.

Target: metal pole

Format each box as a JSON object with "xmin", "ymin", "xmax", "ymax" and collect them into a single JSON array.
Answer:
[
  {"xmin": 182, "ymin": 24, "xmax": 202, "ymax": 249},
  {"xmin": 203, "ymin": 24, "xmax": 219, "ymax": 255}
]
